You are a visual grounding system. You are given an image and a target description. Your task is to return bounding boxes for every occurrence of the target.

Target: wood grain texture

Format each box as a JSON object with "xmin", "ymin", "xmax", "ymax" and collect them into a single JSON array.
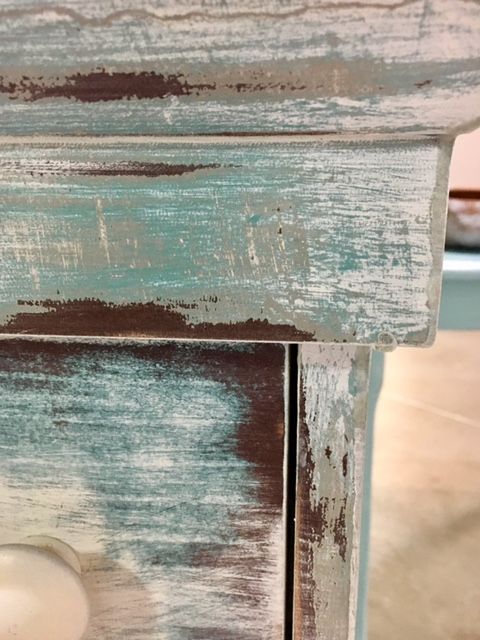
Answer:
[
  {"xmin": 0, "ymin": 340, "xmax": 287, "ymax": 640},
  {"xmin": 294, "ymin": 344, "xmax": 371, "ymax": 640},
  {"xmin": 0, "ymin": 0, "xmax": 478, "ymax": 135},
  {"xmin": 0, "ymin": 138, "xmax": 450, "ymax": 345}
]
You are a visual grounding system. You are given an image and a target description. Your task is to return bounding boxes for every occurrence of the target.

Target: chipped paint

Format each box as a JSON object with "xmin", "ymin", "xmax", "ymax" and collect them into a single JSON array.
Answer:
[
  {"xmin": 294, "ymin": 344, "xmax": 370, "ymax": 640},
  {"xmin": 0, "ymin": 299, "xmax": 315, "ymax": 341},
  {"xmin": 12, "ymin": 159, "xmax": 222, "ymax": 177},
  {"xmin": 0, "ymin": 68, "xmax": 312, "ymax": 103},
  {"xmin": 0, "ymin": 69, "xmax": 215, "ymax": 103}
]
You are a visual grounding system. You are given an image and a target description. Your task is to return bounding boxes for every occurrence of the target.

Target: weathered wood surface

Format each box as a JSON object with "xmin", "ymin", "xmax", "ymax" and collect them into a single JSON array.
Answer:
[
  {"xmin": 0, "ymin": 138, "xmax": 450, "ymax": 345},
  {"xmin": 294, "ymin": 344, "xmax": 371, "ymax": 640},
  {"xmin": 0, "ymin": 0, "xmax": 478, "ymax": 135},
  {"xmin": 0, "ymin": 340, "xmax": 287, "ymax": 640}
]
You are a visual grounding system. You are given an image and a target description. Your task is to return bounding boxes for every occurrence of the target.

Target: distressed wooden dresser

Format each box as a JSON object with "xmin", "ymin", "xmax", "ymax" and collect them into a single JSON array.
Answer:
[{"xmin": 0, "ymin": 2, "xmax": 478, "ymax": 639}]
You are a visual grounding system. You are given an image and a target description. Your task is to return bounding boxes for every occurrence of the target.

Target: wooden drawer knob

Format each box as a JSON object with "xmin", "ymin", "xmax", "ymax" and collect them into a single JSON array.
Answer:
[{"xmin": 0, "ymin": 536, "xmax": 89, "ymax": 640}]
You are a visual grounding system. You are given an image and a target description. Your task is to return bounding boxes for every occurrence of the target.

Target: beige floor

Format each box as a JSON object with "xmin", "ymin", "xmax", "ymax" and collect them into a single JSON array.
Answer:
[{"xmin": 368, "ymin": 331, "xmax": 480, "ymax": 640}]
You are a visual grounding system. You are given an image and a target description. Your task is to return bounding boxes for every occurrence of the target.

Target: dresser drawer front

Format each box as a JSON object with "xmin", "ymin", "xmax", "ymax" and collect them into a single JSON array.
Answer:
[
  {"xmin": 0, "ymin": 139, "xmax": 448, "ymax": 345},
  {"xmin": 0, "ymin": 341, "xmax": 287, "ymax": 639}
]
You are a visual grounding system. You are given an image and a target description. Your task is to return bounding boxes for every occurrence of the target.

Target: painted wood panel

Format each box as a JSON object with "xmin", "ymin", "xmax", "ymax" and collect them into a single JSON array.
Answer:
[
  {"xmin": 0, "ymin": 340, "xmax": 287, "ymax": 639},
  {"xmin": 0, "ymin": 0, "xmax": 478, "ymax": 135},
  {"xmin": 0, "ymin": 138, "xmax": 449, "ymax": 345},
  {"xmin": 294, "ymin": 344, "xmax": 371, "ymax": 640}
]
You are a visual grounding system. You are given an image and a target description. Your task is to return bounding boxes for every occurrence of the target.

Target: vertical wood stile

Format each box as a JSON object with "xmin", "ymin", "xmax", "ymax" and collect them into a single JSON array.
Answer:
[{"xmin": 294, "ymin": 344, "xmax": 371, "ymax": 640}]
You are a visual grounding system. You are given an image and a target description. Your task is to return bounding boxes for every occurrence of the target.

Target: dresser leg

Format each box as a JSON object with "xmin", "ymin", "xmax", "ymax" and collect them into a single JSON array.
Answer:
[{"xmin": 293, "ymin": 344, "xmax": 372, "ymax": 640}]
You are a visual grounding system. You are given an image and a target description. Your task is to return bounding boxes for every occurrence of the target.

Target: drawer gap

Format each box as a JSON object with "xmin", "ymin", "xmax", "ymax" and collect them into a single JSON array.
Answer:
[{"xmin": 284, "ymin": 343, "xmax": 299, "ymax": 640}]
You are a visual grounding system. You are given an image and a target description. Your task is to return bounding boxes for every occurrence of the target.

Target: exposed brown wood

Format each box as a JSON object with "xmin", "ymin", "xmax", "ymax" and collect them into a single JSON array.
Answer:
[{"xmin": 0, "ymin": 299, "xmax": 315, "ymax": 341}]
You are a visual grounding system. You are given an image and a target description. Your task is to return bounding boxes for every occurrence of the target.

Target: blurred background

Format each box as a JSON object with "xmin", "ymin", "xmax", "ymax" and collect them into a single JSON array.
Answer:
[{"xmin": 368, "ymin": 128, "xmax": 480, "ymax": 640}]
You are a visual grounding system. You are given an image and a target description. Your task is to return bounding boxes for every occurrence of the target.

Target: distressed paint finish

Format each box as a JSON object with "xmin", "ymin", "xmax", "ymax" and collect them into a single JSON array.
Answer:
[
  {"xmin": 0, "ymin": 340, "xmax": 287, "ymax": 640},
  {"xmin": 294, "ymin": 344, "xmax": 371, "ymax": 640},
  {"xmin": 0, "ymin": 1, "xmax": 478, "ymax": 135},
  {"xmin": 0, "ymin": 138, "xmax": 450, "ymax": 345}
]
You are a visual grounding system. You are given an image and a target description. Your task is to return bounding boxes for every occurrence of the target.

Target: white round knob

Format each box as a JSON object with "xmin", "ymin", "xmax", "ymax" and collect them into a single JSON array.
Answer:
[{"xmin": 0, "ymin": 536, "xmax": 90, "ymax": 640}]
